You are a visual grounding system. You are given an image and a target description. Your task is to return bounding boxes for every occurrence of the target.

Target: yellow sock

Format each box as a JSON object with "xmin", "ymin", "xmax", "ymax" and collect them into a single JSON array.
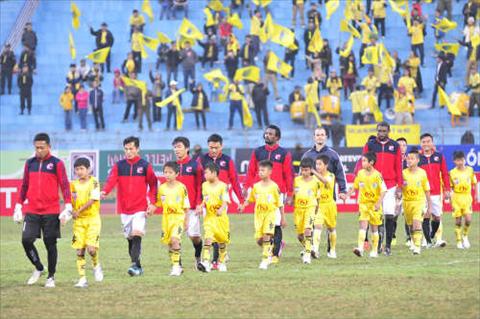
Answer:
[
  {"xmin": 413, "ymin": 230, "xmax": 422, "ymax": 248},
  {"xmin": 262, "ymin": 240, "xmax": 272, "ymax": 261},
  {"xmin": 312, "ymin": 229, "xmax": 321, "ymax": 252},
  {"xmin": 358, "ymin": 229, "xmax": 366, "ymax": 250},
  {"xmin": 463, "ymin": 224, "xmax": 470, "ymax": 237},
  {"xmin": 455, "ymin": 225, "xmax": 462, "ymax": 242},
  {"xmin": 435, "ymin": 221, "xmax": 443, "ymax": 240},
  {"xmin": 76, "ymin": 255, "xmax": 86, "ymax": 278},
  {"xmin": 304, "ymin": 236, "xmax": 312, "ymax": 253},
  {"xmin": 202, "ymin": 244, "xmax": 211, "ymax": 262},
  {"xmin": 91, "ymin": 250, "xmax": 99, "ymax": 267},
  {"xmin": 329, "ymin": 231, "xmax": 337, "ymax": 252},
  {"xmin": 218, "ymin": 244, "xmax": 227, "ymax": 263},
  {"xmin": 372, "ymin": 232, "xmax": 379, "ymax": 251},
  {"xmin": 171, "ymin": 249, "xmax": 181, "ymax": 266}
]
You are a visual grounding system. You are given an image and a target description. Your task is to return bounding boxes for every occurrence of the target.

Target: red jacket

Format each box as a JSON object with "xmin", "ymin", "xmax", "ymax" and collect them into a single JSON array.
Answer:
[
  {"xmin": 355, "ymin": 138, "xmax": 403, "ymax": 189},
  {"xmin": 176, "ymin": 156, "xmax": 203, "ymax": 209},
  {"xmin": 200, "ymin": 151, "xmax": 244, "ymax": 203},
  {"xmin": 103, "ymin": 156, "xmax": 158, "ymax": 214},
  {"xmin": 419, "ymin": 151, "xmax": 451, "ymax": 196},
  {"xmin": 245, "ymin": 144, "xmax": 294, "ymax": 195},
  {"xmin": 17, "ymin": 153, "xmax": 71, "ymax": 214}
]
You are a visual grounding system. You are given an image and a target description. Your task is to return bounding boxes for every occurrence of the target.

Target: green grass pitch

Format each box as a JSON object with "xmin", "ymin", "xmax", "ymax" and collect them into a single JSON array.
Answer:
[{"xmin": 1, "ymin": 213, "xmax": 479, "ymax": 319}]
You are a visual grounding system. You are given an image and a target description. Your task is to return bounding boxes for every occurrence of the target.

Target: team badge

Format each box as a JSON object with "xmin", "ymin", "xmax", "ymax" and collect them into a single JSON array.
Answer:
[
  {"xmin": 220, "ymin": 160, "xmax": 226, "ymax": 167},
  {"xmin": 46, "ymin": 163, "xmax": 54, "ymax": 170},
  {"xmin": 186, "ymin": 166, "xmax": 192, "ymax": 173},
  {"xmin": 137, "ymin": 167, "xmax": 144, "ymax": 174},
  {"xmin": 434, "ymin": 156, "xmax": 439, "ymax": 161},
  {"xmin": 453, "ymin": 178, "xmax": 459, "ymax": 185},
  {"xmin": 388, "ymin": 146, "xmax": 394, "ymax": 151},
  {"xmin": 275, "ymin": 154, "xmax": 281, "ymax": 160}
]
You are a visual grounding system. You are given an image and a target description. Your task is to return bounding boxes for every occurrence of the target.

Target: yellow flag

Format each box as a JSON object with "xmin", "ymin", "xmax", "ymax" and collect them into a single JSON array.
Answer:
[
  {"xmin": 156, "ymin": 88, "xmax": 186, "ymax": 108},
  {"xmin": 326, "ymin": 0, "xmax": 339, "ymax": 20},
  {"xmin": 241, "ymin": 97, "xmax": 253, "ymax": 127},
  {"xmin": 267, "ymin": 52, "xmax": 292, "ymax": 78},
  {"xmin": 270, "ymin": 24, "xmax": 296, "ymax": 49},
  {"xmin": 175, "ymin": 97, "xmax": 184, "ymax": 130},
  {"xmin": 228, "ymin": 13, "xmax": 243, "ymax": 29},
  {"xmin": 252, "ymin": 0, "xmax": 272, "ymax": 7},
  {"xmin": 305, "ymin": 81, "xmax": 321, "ymax": 126},
  {"xmin": 141, "ymin": 46, "xmax": 148, "ymax": 59},
  {"xmin": 431, "ymin": 17, "xmax": 457, "ymax": 33},
  {"xmin": 122, "ymin": 76, "xmax": 147, "ymax": 93},
  {"xmin": 340, "ymin": 19, "xmax": 361, "ymax": 38},
  {"xmin": 361, "ymin": 45, "xmax": 379, "ymax": 65},
  {"xmin": 208, "ymin": 0, "xmax": 225, "ymax": 11},
  {"xmin": 157, "ymin": 32, "xmax": 171, "ymax": 44},
  {"xmin": 142, "ymin": 34, "xmax": 159, "ymax": 51},
  {"xmin": 204, "ymin": 7, "xmax": 216, "ymax": 27},
  {"xmin": 388, "ymin": 0, "xmax": 406, "ymax": 16},
  {"xmin": 472, "ymin": 34, "xmax": 480, "ymax": 48},
  {"xmin": 438, "ymin": 86, "xmax": 461, "ymax": 115},
  {"xmin": 434, "ymin": 42, "xmax": 460, "ymax": 56},
  {"xmin": 68, "ymin": 32, "xmax": 76, "ymax": 60},
  {"xmin": 379, "ymin": 44, "xmax": 396, "ymax": 70},
  {"xmin": 142, "ymin": 0, "xmax": 154, "ymax": 22},
  {"xmin": 259, "ymin": 13, "xmax": 274, "ymax": 43},
  {"xmin": 204, "ymin": 68, "xmax": 229, "ymax": 85},
  {"xmin": 71, "ymin": 1, "xmax": 81, "ymax": 30},
  {"xmin": 177, "ymin": 35, "xmax": 195, "ymax": 49},
  {"xmin": 179, "ymin": 18, "xmax": 203, "ymax": 40},
  {"xmin": 405, "ymin": 2, "xmax": 411, "ymax": 29},
  {"xmin": 344, "ymin": 0, "xmax": 354, "ymax": 21},
  {"xmin": 340, "ymin": 35, "xmax": 354, "ymax": 58},
  {"xmin": 86, "ymin": 47, "xmax": 110, "ymax": 63},
  {"xmin": 234, "ymin": 66, "xmax": 261, "ymax": 83},
  {"xmin": 308, "ymin": 29, "xmax": 323, "ymax": 53}
]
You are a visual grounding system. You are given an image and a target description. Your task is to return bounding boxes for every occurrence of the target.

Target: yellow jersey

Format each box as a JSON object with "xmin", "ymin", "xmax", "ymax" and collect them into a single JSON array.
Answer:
[
  {"xmin": 450, "ymin": 166, "xmax": 477, "ymax": 194},
  {"xmin": 398, "ymin": 76, "xmax": 417, "ymax": 95},
  {"xmin": 394, "ymin": 92, "xmax": 412, "ymax": 113},
  {"xmin": 372, "ymin": 0, "xmax": 386, "ymax": 19},
  {"xmin": 409, "ymin": 24, "xmax": 424, "ymax": 45},
  {"xmin": 469, "ymin": 72, "xmax": 480, "ymax": 94},
  {"xmin": 402, "ymin": 168, "xmax": 430, "ymax": 201},
  {"xmin": 157, "ymin": 182, "xmax": 190, "ymax": 215},
  {"xmin": 131, "ymin": 32, "xmax": 143, "ymax": 52},
  {"xmin": 349, "ymin": 90, "xmax": 367, "ymax": 113},
  {"xmin": 71, "ymin": 176, "xmax": 101, "ymax": 218},
  {"xmin": 228, "ymin": 84, "xmax": 244, "ymax": 101},
  {"xmin": 293, "ymin": 176, "xmax": 320, "ymax": 209},
  {"xmin": 353, "ymin": 169, "xmax": 387, "ymax": 204},
  {"xmin": 361, "ymin": 75, "xmax": 379, "ymax": 94},
  {"xmin": 250, "ymin": 16, "xmax": 261, "ymax": 36},
  {"xmin": 326, "ymin": 78, "xmax": 343, "ymax": 96},
  {"xmin": 248, "ymin": 181, "xmax": 282, "ymax": 214},
  {"xmin": 360, "ymin": 23, "xmax": 372, "ymax": 44},
  {"xmin": 202, "ymin": 181, "xmax": 230, "ymax": 216},
  {"xmin": 317, "ymin": 171, "xmax": 336, "ymax": 204},
  {"xmin": 130, "ymin": 14, "xmax": 145, "ymax": 27}
]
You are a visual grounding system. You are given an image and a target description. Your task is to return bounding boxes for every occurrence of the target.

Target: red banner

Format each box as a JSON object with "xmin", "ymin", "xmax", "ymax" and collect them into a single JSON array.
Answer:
[{"xmin": 2, "ymin": 175, "xmax": 479, "ymax": 216}]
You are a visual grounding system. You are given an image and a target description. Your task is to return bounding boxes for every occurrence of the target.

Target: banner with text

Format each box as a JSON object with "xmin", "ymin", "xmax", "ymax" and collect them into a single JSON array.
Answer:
[{"xmin": 345, "ymin": 124, "xmax": 421, "ymax": 147}]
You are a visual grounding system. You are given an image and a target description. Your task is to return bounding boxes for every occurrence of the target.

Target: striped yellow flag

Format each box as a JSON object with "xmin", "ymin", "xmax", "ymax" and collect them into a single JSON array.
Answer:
[
  {"xmin": 69, "ymin": 32, "xmax": 76, "ymax": 60},
  {"xmin": 71, "ymin": 1, "xmax": 81, "ymax": 30}
]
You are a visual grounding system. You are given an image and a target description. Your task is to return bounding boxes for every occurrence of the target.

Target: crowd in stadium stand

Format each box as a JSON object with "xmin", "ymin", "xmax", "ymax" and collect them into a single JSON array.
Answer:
[{"xmin": 0, "ymin": 0, "xmax": 479, "ymax": 133}]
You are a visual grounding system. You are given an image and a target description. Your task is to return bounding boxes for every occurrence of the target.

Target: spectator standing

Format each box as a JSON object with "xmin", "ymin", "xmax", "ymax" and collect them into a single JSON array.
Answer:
[
  {"xmin": 123, "ymin": 73, "xmax": 141, "ymax": 122},
  {"xmin": 75, "ymin": 84, "xmax": 89, "ymax": 131},
  {"xmin": 59, "ymin": 86, "xmax": 74, "ymax": 131},
  {"xmin": 0, "ymin": 44, "xmax": 16, "ymax": 95},
  {"xmin": 252, "ymin": 82, "xmax": 270, "ymax": 129},
  {"xmin": 89, "ymin": 80, "xmax": 105, "ymax": 131},
  {"xmin": 18, "ymin": 66, "xmax": 33, "ymax": 115},
  {"xmin": 166, "ymin": 41, "xmax": 181, "ymax": 84},
  {"xmin": 180, "ymin": 41, "xmax": 198, "ymax": 89},
  {"xmin": 129, "ymin": 10, "xmax": 145, "ymax": 39},
  {"xmin": 149, "ymin": 68, "xmax": 165, "ymax": 122},
  {"xmin": 21, "ymin": 22, "xmax": 37, "ymax": 51},
  {"xmin": 90, "ymin": 22, "xmax": 114, "ymax": 73},
  {"xmin": 190, "ymin": 83, "xmax": 209, "ymax": 130}
]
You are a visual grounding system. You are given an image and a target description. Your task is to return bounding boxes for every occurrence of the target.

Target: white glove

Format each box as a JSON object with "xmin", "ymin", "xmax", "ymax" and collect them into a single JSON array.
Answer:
[
  {"xmin": 59, "ymin": 203, "xmax": 73, "ymax": 223},
  {"xmin": 13, "ymin": 203, "xmax": 23, "ymax": 223}
]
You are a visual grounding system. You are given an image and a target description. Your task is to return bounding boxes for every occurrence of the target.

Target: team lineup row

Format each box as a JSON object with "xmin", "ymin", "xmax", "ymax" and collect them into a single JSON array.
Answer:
[{"xmin": 12, "ymin": 123, "xmax": 476, "ymax": 287}]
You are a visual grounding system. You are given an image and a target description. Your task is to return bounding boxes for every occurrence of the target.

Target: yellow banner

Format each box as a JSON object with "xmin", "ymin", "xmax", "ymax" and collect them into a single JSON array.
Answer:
[{"xmin": 345, "ymin": 124, "xmax": 421, "ymax": 147}]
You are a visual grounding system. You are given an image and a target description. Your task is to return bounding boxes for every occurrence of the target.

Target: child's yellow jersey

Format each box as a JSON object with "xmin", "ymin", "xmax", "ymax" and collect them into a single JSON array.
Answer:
[
  {"xmin": 249, "ymin": 181, "xmax": 282, "ymax": 214},
  {"xmin": 293, "ymin": 176, "xmax": 320, "ymax": 209},
  {"xmin": 402, "ymin": 168, "xmax": 430, "ymax": 202},
  {"xmin": 71, "ymin": 176, "xmax": 100, "ymax": 218},
  {"xmin": 157, "ymin": 182, "xmax": 190, "ymax": 215},
  {"xmin": 318, "ymin": 171, "xmax": 336, "ymax": 204},
  {"xmin": 450, "ymin": 166, "xmax": 476, "ymax": 194},
  {"xmin": 202, "ymin": 181, "xmax": 230, "ymax": 216},
  {"xmin": 353, "ymin": 169, "xmax": 387, "ymax": 204}
]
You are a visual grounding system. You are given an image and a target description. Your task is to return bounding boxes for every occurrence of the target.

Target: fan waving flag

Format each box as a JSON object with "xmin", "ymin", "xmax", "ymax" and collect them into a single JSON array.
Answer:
[
  {"xmin": 234, "ymin": 66, "xmax": 261, "ymax": 83},
  {"xmin": 142, "ymin": 0, "xmax": 154, "ymax": 22},
  {"xmin": 361, "ymin": 45, "xmax": 379, "ymax": 65},
  {"xmin": 326, "ymin": 0, "xmax": 339, "ymax": 20},
  {"xmin": 69, "ymin": 32, "xmax": 76, "ymax": 60},
  {"xmin": 204, "ymin": 7, "xmax": 216, "ymax": 27},
  {"xmin": 431, "ymin": 17, "xmax": 457, "ymax": 33},
  {"xmin": 86, "ymin": 47, "xmax": 110, "ymax": 63},
  {"xmin": 179, "ymin": 18, "xmax": 204, "ymax": 40},
  {"xmin": 308, "ymin": 29, "xmax": 323, "ymax": 53},
  {"xmin": 389, "ymin": 0, "xmax": 407, "ymax": 16},
  {"xmin": 438, "ymin": 86, "xmax": 461, "ymax": 116},
  {"xmin": 142, "ymin": 34, "xmax": 159, "ymax": 51},
  {"xmin": 270, "ymin": 24, "xmax": 296, "ymax": 49},
  {"xmin": 339, "ymin": 35, "xmax": 354, "ymax": 58},
  {"xmin": 241, "ymin": 97, "xmax": 253, "ymax": 128},
  {"xmin": 157, "ymin": 32, "xmax": 171, "ymax": 44},
  {"xmin": 267, "ymin": 52, "xmax": 292, "ymax": 78},
  {"xmin": 155, "ymin": 88, "xmax": 186, "ymax": 108},
  {"xmin": 71, "ymin": 1, "xmax": 81, "ymax": 30},
  {"xmin": 340, "ymin": 19, "xmax": 361, "ymax": 38},
  {"xmin": 204, "ymin": 69, "xmax": 229, "ymax": 85},
  {"xmin": 434, "ymin": 42, "xmax": 460, "ymax": 56}
]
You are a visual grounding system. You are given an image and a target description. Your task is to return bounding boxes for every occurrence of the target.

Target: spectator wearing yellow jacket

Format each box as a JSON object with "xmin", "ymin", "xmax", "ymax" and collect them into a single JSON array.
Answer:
[{"xmin": 60, "ymin": 86, "xmax": 74, "ymax": 131}]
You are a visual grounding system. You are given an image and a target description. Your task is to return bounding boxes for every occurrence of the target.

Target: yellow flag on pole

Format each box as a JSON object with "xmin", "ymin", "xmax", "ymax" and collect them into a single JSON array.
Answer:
[
  {"xmin": 157, "ymin": 32, "xmax": 171, "ymax": 44},
  {"xmin": 227, "ymin": 13, "xmax": 243, "ymax": 29},
  {"xmin": 179, "ymin": 18, "xmax": 204, "ymax": 40},
  {"xmin": 326, "ymin": 0, "xmax": 340, "ymax": 20},
  {"xmin": 208, "ymin": 0, "xmax": 226, "ymax": 11},
  {"xmin": 71, "ymin": 1, "xmax": 81, "ymax": 30},
  {"xmin": 241, "ymin": 97, "xmax": 253, "ymax": 128},
  {"xmin": 270, "ymin": 24, "xmax": 296, "ymax": 49},
  {"xmin": 361, "ymin": 45, "xmax": 379, "ymax": 65},
  {"xmin": 259, "ymin": 13, "xmax": 274, "ymax": 43},
  {"xmin": 155, "ymin": 88, "xmax": 186, "ymax": 108},
  {"xmin": 340, "ymin": 35, "xmax": 355, "ymax": 58},
  {"xmin": 204, "ymin": 7, "xmax": 216, "ymax": 27},
  {"xmin": 69, "ymin": 32, "xmax": 76, "ymax": 60},
  {"xmin": 177, "ymin": 35, "xmax": 195, "ymax": 49},
  {"xmin": 142, "ymin": 0, "xmax": 154, "ymax": 22},
  {"xmin": 471, "ymin": 34, "xmax": 480, "ymax": 48},
  {"xmin": 308, "ymin": 29, "xmax": 323, "ymax": 53},
  {"xmin": 378, "ymin": 44, "xmax": 396, "ymax": 70},
  {"xmin": 438, "ymin": 86, "xmax": 461, "ymax": 116},
  {"xmin": 340, "ymin": 19, "xmax": 361, "ymax": 38},
  {"xmin": 86, "ymin": 47, "xmax": 110, "ymax": 63},
  {"xmin": 267, "ymin": 52, "xmax": 292, "ymax": 78},
  {"xmin": 204, "ymin": 68, "xmax": 229, "ymax": 85},
  {"xmin": 252, "ymin": 0, "xmax": 272, "ymax": 7},
  {"xmin": 434, "ymin": 42, "xmax": 460, "ymax": 56},
  {"xmin": 431, "ymin": 17, "xmax": 457, "ymax": 33},
  {"xmin": 142, "ymin": 34, "xmax": 159, "ymax": 51},
  {"xmin": 234, "ymin": 66, "xmax": 261, "ymax": 83},
  {"xmin": 388, "ymin": 0, "xmax": 407, "ymax": 16}
]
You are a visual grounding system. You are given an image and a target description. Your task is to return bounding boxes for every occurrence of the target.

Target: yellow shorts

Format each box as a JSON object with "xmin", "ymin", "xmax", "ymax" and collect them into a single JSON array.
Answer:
[
  {"xmin": 451, "ymin": 194, "xmax": 473, "ymax": 218},
  {"xmin": 319, "ymin": 201, "xmax": 337, "ymax": 229},
  {"xmin": 359, "ymin": 203, "xmax": 383, "ymax": 226},
  {"xmin": 161, "ymin": 214, "xmax": 184, "ymax": 245},
  {"xmin": 294, "ymin": 206, "xmax": 315, "ymax": 234},
  {"xmin": 403, "ymin": 200, "xmax": 424, "ymax": 226},
  {"xmin": 72, "ymin": 215, "xmax": 101, "ymax": 250},
  {"xmin": 254, "ymin": 211, "xmax": 275, "ymax": 239},
  {"xmin": 204, "ymin": 214, "xmax": 230, "ymax": 244},
  {"xmin": 313, "ymin": 206, "xmax": 324, "ymax": 226}
]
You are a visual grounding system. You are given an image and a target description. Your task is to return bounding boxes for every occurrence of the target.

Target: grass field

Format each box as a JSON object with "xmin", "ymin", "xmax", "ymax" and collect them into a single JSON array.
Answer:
[{"xmin": 1, "ymin": 213, "xmax": 479, "ymax": 319}]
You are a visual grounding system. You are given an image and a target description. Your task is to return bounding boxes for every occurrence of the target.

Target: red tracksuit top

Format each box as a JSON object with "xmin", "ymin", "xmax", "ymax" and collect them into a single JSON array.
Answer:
[
  {"xmin": 245, "ymin": 143, "xmax": 294, "ymax": 195},
  {"xmin": 176, "ymin": 156, "xmax": 203, "ymax": 209},
  {"xmin": 200, "ymin": 152, "xmax": 244, "ymax": 204},
  {"xmin": 103, "ymin": 156, "xmax": 158, "ymax": 214},
  {"xmin": 355, "ymin": 138, "xmax": 403, "ymax": 189},
  {"xmin": 419, "ymin": 150, "xmax": 451, "ymax": 196},
  {"xmin": 17, "ymin": 153, "xmax": 71, "ymax": 214}
]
